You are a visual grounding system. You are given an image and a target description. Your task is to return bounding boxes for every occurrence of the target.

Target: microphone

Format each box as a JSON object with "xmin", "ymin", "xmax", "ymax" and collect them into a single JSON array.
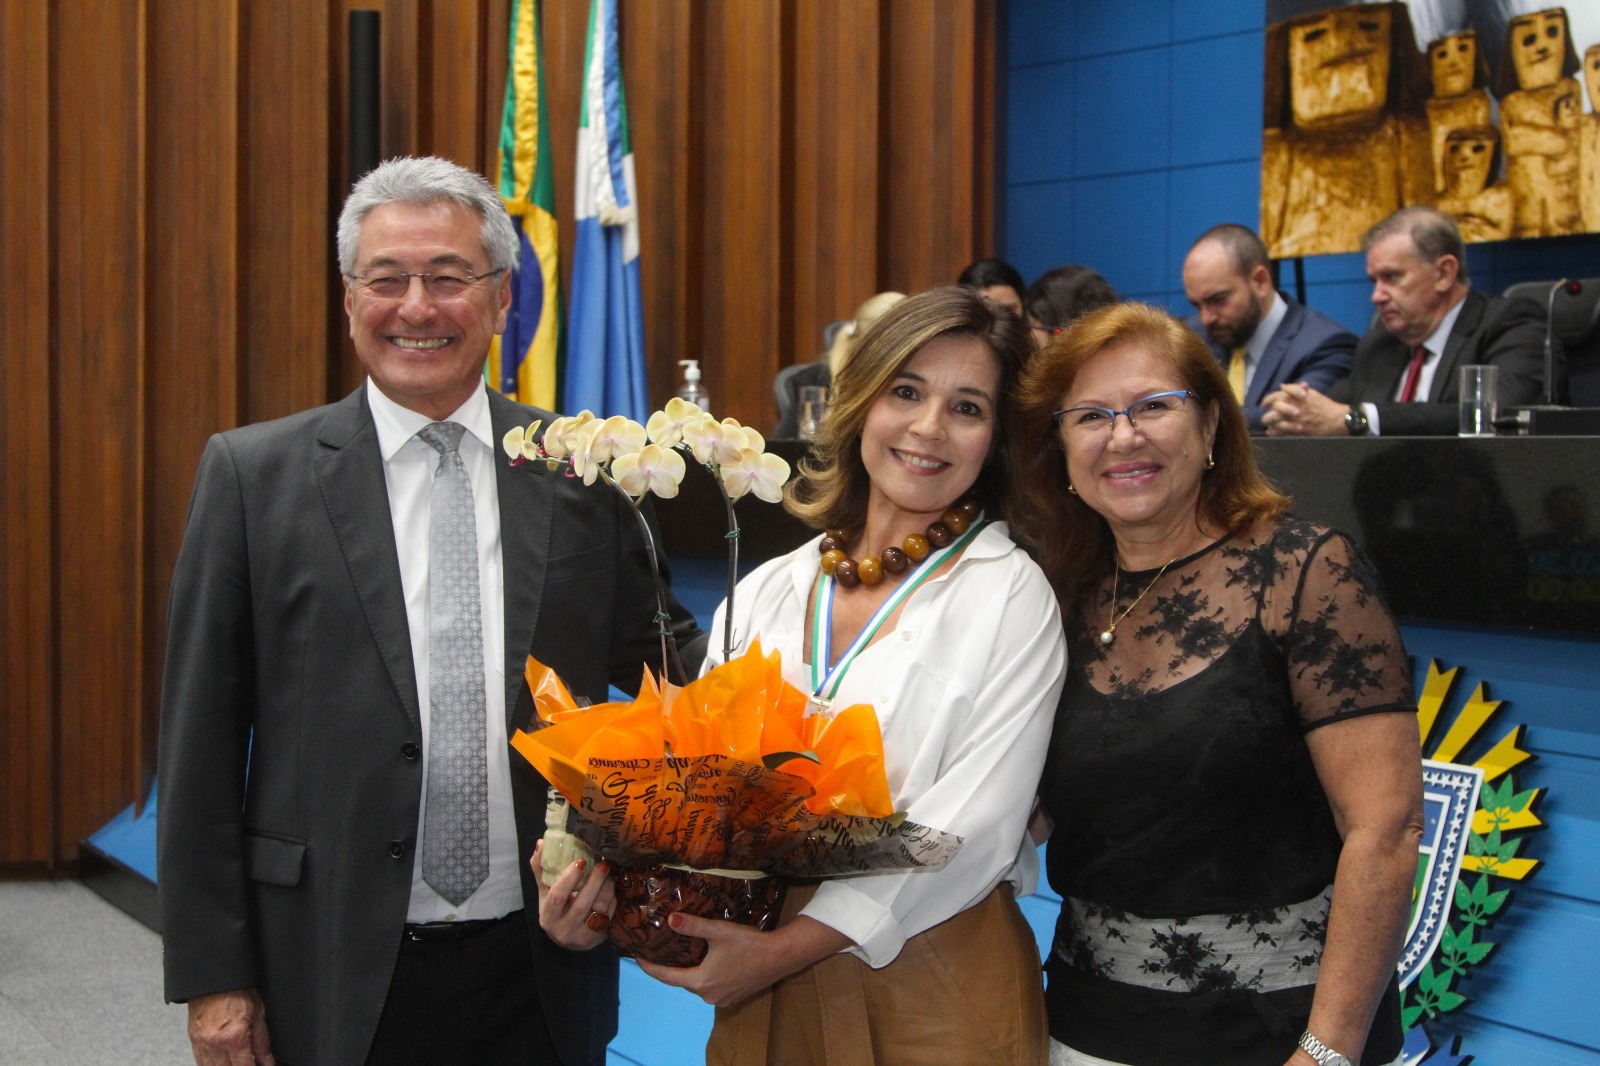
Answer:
[{"xmin": 1542, "ymin": 278, "xmax": 1581, "ymax": 407}]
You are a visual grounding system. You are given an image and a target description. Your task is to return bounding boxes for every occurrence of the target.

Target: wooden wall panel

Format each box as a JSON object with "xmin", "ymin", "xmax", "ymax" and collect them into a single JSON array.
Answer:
[
  {"xmin": 883, "ymin": 0, "xmax": 985, "ymax": 295},
  {"xmin": 51, "ymin": 0, "xmax": 149, "ymax": 858},
  {"xmin": 0, "ymin": 0, "xmax": 993, "ymax": 870},
  {"xmin": 700, "ymin": 1, "xmax": 785, "ymax": 426},
  {"xmin": 144, "ymin": 0, "xmax": 244, "ymax": 804},
  {"xmin": 0, "ymin": 0, "xmax": 56, "ymax": 867},
  {"xmin": 623, "ymin": 0, "xmax": 698, "ymax": 413},
  {"xmin": 790, "ymin": 2, "xmax": 884, "ymax": 382},
  {"xmin": 427, "ymin": 0, "xmax": 489, "ymax": 169},
  {"xmin": 241, "ymin": 2, "xmax": 335, "ymax": 427}
]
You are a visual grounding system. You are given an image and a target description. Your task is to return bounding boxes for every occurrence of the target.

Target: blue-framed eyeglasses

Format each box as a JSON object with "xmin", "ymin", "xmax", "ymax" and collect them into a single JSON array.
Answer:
[
  {"xmin": 1052, "ymin": 390, "xmax": 1191, "ymax": 434},
  {"xmin": 345, "ymin": 268, "xmax": 505, "ymax": 300}
]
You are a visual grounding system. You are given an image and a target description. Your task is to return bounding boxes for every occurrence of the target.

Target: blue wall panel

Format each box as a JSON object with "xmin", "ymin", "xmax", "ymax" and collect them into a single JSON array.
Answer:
[
  {"xmin": 1072, "ymin": 0, "xmax": 1172, "ymax": 56},
  {"xmin": 1008, "ymin": 63, "xmax": 1077, "ymax": 185},
  {"xmin": 1007, "ymin": 0, "xmax": 1078, "ymax": 67},
  {"xmin": 1071, "ymin": 50, "xmax": 1170, "ymax": 177},
  {"xmin": 1166, "ymin": 159, "xmax": 1261, "ymax": 289},
  {"xmin": 1168, "ymin": 35, "xmax": 1264, "ymax": 168},
  {"xmin": 1072, "ymin": 171, "xmax": 1170, "ymax": 296},
  {"xmin": 1005, "ymin": 180, "xmax": 1076, "ymax": 284}
]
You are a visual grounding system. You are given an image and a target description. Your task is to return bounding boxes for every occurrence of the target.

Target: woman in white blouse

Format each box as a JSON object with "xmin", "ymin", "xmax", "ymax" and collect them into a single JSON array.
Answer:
[{"xmin": 621, "ymin": 286, "xmax": 1068, "ymax": 1063}]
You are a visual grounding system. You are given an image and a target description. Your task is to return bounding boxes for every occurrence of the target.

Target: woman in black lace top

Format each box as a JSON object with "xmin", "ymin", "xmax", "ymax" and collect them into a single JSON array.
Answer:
[{"xmin": 1011, "ymin": 303, "xmax": 1423, "ymax": 1066}]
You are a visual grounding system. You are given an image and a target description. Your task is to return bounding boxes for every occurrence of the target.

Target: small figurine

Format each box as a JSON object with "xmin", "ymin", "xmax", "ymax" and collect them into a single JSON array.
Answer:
[
  {"xmin": 540, "ymin": 786, "xmax": 597, "ymax": 887},
  {"xmin": 1437, "ymin": 126, "xmax": 1513, "ymax": 242},
  {"xmin": 1424, "ymin": 31, "xmax": 1493, "ymax": 195},
  {"xmin": 1497, "ymin": 8, "xmax": 1583, "ymax": 237}
]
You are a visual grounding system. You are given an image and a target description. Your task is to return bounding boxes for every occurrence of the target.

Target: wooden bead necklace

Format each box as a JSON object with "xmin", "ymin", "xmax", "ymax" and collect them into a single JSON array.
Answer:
[{"xmin": 819, "ymin": 498, "xmax": 982, "ymax": 588}]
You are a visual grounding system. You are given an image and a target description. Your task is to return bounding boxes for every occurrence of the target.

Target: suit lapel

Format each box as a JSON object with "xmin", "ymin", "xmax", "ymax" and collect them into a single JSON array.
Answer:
[
  {"xmin": 1430, "ymin": 291, "xmax": 1486, "ymax": 402},
  {"xmin": 1249, "ymin": 300, "xmax": 1299, "ymax": 408},
  {"xmin": 489, "ymin": 391, "xmax": 555, "ymax": 727},
  {"xmin": 1372, "ymin": 334, "xmax": 1411, "ymax": 400},
  {"xmin": 313, "ymin": 388, "xmax": 421, "ymax": 731}
]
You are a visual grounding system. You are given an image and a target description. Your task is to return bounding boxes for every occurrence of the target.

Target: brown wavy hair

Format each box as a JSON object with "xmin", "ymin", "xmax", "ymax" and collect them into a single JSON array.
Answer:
[
  {"xmin": 1011, "ymin": 302, "xmax": 1290, "ymax": 599},
  {"xmin": 785, "ymin": 285, "xmax": 1030, "ymax": 531}
]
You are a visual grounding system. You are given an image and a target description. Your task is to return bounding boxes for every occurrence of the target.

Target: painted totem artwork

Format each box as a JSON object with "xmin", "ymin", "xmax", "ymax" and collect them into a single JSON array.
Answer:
[{"xmin": 1263, "ymin": 2, "xmax": 1600, "ymax": 257}]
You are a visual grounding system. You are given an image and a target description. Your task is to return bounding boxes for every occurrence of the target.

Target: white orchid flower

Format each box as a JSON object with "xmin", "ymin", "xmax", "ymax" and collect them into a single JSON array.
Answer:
[
  {"xmin": 680, "ymin": 415, "xmax": 725, "ymax": 466},
  {"xmin": 567, "ymin": 423, "xmax": 606, "ymax": 484},
  {"xmin": 721, "ymin": 448, "xmax": 791, "ymax": 503},
  {"xmin": 501, "ymin": 420, "xmax": 544, "ymax": 462},
  {"xmin": 723, "ymin": 418, "xmax": 765, "ymax": 453},
  {"xmin": 585, "ymin": 415, "xmax": 649, "ymax": 465},
  {"xmin": 645, "ymin": 396, "xmax": 704, "ymax": 448},
  {"xmin": 542, "ymin": 411, "xmax": 596, "ymax": 459},
  {"xmin": 711, "ymin": 422, "xmax": 750, "ymax": 466},
  {"xmin": 612, "ymin": 443, "xmax": 688, "ymax": 500}
]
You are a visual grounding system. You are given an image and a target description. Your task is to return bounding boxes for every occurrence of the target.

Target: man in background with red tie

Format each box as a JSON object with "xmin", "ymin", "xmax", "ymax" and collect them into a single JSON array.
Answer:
[
  {"xmin": 1259, "ymin": 206, "xmax": 1550, "ymax": 436},
  {"xmin": 1181, "ymin": 223, "xmax": 1356, "ymax": 432}
]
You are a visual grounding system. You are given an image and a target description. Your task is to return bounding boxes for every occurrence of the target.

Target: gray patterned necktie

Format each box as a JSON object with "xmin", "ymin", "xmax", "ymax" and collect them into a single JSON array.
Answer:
[{"xmin": 417, "ymin": 421, "xmax": 489, "ymax": 905}]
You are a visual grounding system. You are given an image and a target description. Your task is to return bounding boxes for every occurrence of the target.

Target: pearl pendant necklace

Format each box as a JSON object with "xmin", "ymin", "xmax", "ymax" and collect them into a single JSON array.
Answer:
[{"xmin": 1100, "ymin": 555, "xmax": 1179, "ymax": 646}]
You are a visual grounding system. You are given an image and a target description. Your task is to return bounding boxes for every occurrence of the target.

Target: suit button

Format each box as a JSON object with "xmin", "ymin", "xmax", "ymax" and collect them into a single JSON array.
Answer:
[
  {"xmin": 388, "ymin": 840, "xmax": 405, "ymax": 859},
  {"xmin": 400, "ymin": 742, "xmax": 419, "ymax": 760}
]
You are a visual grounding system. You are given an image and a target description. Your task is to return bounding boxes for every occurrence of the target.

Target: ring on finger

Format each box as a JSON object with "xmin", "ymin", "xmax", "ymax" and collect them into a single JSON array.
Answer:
[{"xmin": 585, "ymin": 909, "xmax": 612, "ymax": 932}]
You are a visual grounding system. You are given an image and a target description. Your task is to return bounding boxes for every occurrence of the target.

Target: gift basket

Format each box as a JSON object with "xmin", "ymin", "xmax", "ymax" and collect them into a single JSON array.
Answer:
[{"xmin": 502, "ymin": 403, "xmax": 962, "ymax": 965}]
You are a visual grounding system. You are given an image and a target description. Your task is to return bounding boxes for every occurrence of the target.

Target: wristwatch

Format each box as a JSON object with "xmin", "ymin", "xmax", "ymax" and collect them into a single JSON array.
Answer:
[
  {"xmin": 1343, "ymin": 407, "xmax": 1370, "ymax": 436},
  {"xmin": 1298, "ymin": 1029, "xmax": 1354, "ymax": 1066}
]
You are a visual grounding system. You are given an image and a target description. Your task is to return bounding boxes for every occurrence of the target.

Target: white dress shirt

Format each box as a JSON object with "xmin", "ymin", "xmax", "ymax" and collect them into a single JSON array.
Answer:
[
  {"xmin": 706, "ymin": 522, "xmax": 1067, "ymax": 968},
  {"xmin": 1364, "ymin": 293, "xmax": 1466, "ymax": 436},
  {"xmin": 367, "ymin": 380, "xmax": 524, "ymax": 923}
]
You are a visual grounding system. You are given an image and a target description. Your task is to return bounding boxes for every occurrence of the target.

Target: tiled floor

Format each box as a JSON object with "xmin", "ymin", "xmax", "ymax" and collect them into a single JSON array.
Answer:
[{"xmin": 0, "ymin": 879, "xmax": 191, "ymax": 1065}]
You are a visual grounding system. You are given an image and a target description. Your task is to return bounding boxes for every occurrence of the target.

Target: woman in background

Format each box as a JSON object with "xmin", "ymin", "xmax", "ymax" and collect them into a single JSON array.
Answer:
[
  {"xmin": 958, "ymin": 256, "xmax": 1027, "ymax": 314},
  {"xmin": 1025, "ymin": 265, "xmax": 1119, "ymax": 349}
]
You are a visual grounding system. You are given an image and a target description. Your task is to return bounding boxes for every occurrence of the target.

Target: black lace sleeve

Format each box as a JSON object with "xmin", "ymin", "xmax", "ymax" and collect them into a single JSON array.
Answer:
[{"xmin": 1281, "ymin": 529, "xmax": 1415, "ymax": 732}]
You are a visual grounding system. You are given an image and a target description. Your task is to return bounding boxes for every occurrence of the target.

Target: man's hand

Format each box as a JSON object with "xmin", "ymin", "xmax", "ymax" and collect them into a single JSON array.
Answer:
[
  {"xmin": 188, "ymin": 988, "xmax": 273, "ymax": 1066},
  {"xmin": 1260, "ymin": 382, "xmax": 1351, "ymax": 437}
]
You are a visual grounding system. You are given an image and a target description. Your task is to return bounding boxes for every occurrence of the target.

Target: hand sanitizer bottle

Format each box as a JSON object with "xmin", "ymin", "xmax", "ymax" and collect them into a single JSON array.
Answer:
[{"xmin": 677, "ymin": 359, "xmax": 709, "ymax": 413}]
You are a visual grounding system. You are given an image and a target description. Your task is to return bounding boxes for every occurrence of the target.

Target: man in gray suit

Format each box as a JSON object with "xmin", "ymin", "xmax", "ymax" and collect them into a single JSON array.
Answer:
[
  {"xmin": 158, "ymin": 156, "xmax": 702, "ymax": 1065},
  {"xmin": 1260, "ymin": 207, "xmax": 1550, "ymax": 437},
  {"xmin": 1182, "ymin": 223, "xmax": 1356, "ymax": 431}
]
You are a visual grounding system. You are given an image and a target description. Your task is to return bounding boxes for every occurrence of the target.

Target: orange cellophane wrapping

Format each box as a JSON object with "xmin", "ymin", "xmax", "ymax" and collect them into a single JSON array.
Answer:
[{"xmin": 511, "ymin": 640, "xmax": 892, "ymax": 819}]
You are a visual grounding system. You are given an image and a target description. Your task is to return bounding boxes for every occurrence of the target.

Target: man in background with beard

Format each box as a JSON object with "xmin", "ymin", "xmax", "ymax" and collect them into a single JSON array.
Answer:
[{"xmin": 1182, "ymin": 223, "xmax": 1356, "ymax": 431}]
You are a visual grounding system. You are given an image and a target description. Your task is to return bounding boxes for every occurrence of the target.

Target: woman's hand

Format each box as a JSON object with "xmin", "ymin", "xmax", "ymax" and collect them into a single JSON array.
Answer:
[
  {"xmin": 638, "ymin": 913, "xmax": 850, "ymax": 1008},
  {"xmin": 531, "ymin": 840, "xmax": 616, "ymax": 951}
]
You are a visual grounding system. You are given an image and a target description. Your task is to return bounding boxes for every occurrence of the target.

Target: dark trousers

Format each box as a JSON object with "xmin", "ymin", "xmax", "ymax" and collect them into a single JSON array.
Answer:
[{"xmin": 366, "ymin": 910, "xmax": 566, "ymax": 1066}]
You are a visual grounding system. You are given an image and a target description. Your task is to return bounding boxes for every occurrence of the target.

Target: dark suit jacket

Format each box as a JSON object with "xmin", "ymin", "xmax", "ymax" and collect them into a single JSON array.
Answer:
[
  {"xmin": 157, "ymin": 385, "xmax": 703, "ymax": 1066},
  {"xmin": 1189, "ymin": 294, "xmax": 1356, "ymax": 431},
  {"xmin": 1329, "ymin": 289, "xmax": 1552, "ymax": 436}
]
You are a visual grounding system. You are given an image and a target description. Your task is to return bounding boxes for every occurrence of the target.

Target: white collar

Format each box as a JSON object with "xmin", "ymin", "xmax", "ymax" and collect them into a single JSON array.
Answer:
[{"xmin": 366, "ymin": 379, "xmax": 495, "ymax": 461}]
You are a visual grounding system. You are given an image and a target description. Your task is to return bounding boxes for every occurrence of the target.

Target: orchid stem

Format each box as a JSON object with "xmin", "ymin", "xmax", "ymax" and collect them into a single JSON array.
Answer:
[
  {"xmin": 713, "ymin": 469, "xmax": 740, "ymax": 664},
  {"xmin": 600, "ymin": 469, "xmax": 687, "ymax": 687}
]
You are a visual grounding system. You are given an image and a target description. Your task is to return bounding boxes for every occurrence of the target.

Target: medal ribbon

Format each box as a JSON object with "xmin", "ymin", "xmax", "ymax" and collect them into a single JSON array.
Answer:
[{"xmin": 808, "ymin": 517, "xmax": 986, "ymax": 706}]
